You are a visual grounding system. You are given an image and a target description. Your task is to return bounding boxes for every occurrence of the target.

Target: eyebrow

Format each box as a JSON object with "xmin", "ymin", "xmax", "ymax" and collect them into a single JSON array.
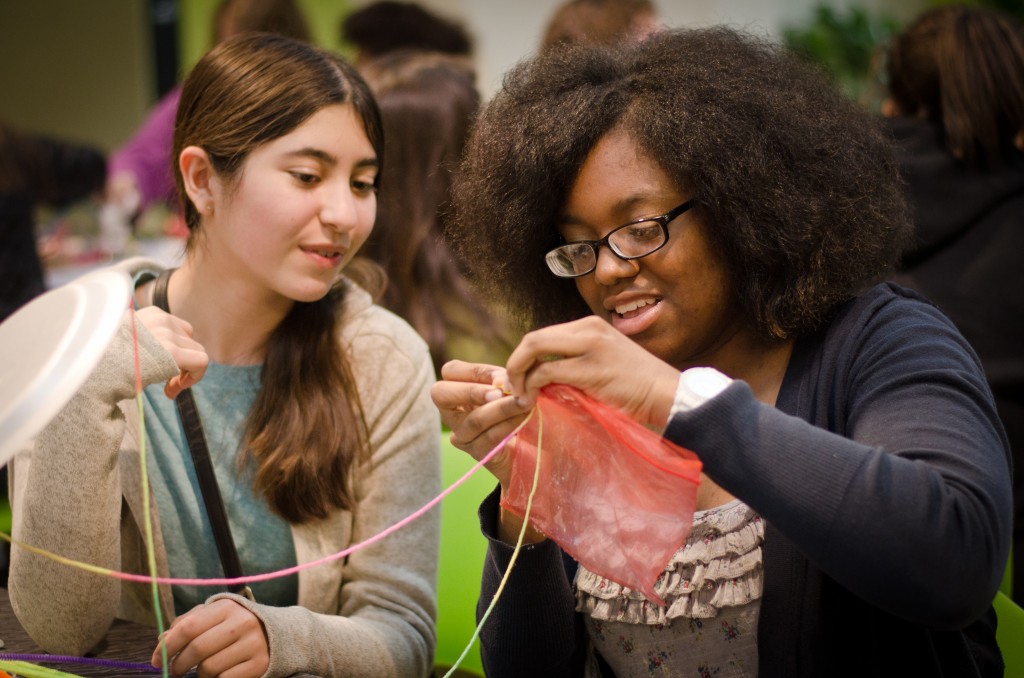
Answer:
[
  {"xmin": 561, "ymin": 194, "xmax": 674, "ymax": 226},
  {"xmin": 285, "ymin": 147, "xmax": 379, "ymax": 171}
]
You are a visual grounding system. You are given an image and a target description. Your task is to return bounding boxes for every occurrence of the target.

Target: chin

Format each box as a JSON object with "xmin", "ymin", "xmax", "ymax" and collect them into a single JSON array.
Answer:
[
  {"xmin": 637, "ymin": 335, "xmax": 682, "ymax": 363},
  {"xmin": 284, "ymin": 280, "xmax": 334, "ymax": 304}
]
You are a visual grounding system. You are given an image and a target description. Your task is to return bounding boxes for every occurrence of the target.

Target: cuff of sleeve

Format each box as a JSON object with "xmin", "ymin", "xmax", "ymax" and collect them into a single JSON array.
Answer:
[
  {"xmin": 479, "ymin": 484, "xmax": 507, "ymax": 544},
  {"xmin": 89, "ymin": 314, "xmax": 179, "ymax": 402},
  {"xmin": 669, "ymin": 367, "xmax": 734, "ymax": 418},
  {"xmin": 205, "ymin": 593, "xmax": 280, "ymax": 678},
  {"xmin": 479, "ymin": 486, "xmax": 553, "ymax": 556}
]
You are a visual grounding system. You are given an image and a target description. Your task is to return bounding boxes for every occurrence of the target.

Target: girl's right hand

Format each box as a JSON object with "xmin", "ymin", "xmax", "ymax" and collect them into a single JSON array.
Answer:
[
  {"xmin": 432, "ymin": 360, "xmax": 550, "ymax": 545},
  {"xmin": 153, "ymin": 599, "xmax": 269, "ymax": 678},
  {"xmin": 431, "ymin": 360, "xmax": 533, "ymax": 490},
  {"xmin": 135, "ymin": 306, "xmax": 209, "ymax": 398}
]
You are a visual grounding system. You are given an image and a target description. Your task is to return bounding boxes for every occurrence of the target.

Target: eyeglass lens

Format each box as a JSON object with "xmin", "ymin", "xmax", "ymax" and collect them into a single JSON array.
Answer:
[{"xmin": 546, "ymin": 219, "xmax": 667, "ymax": 277}]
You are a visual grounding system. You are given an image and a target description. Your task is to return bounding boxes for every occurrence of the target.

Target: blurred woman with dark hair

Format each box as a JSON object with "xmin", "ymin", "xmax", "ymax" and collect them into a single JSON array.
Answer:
[
  {"xmin": 541, "ymin": 0, "xmax": 661, "ymax": 50},
  {"xmin": 884, "ymin": 4, "xmax": 1024, "ymax": 604}
]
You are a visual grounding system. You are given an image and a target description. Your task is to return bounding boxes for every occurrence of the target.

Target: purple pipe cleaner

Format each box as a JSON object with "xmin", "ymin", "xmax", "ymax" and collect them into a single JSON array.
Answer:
[{"xmin": 0, "ymin": 653, "xmax": 162, "ymax": 672}]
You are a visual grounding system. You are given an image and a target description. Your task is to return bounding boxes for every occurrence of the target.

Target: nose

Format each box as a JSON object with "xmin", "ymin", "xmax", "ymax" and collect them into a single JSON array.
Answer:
[
  {"xmin": 320, "ymin": 182, "xmax": 360, "ymax": 233},
  {"xmin": 592, "ymin": 244, "xmax": 640, "ymax": 286}
]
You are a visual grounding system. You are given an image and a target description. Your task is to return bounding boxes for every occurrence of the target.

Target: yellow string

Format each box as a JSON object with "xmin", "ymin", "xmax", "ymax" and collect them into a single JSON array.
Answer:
[
  {"xmin": 0, "ymin": 530, "xmax": 112, "ymax": 577},
  {"xmin": 128, "ymin": 305, "xmax": 169, "ymax": 677},
  {"xmin": 442, "ymin": 405, "xmax": 544, "ymax": 678}
]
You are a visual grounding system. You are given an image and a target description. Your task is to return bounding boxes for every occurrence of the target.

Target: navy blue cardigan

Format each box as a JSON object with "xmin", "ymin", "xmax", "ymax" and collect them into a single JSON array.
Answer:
[{"xmin": 475, "ymin": 284, "xmax": 1011, "ymax": 677}]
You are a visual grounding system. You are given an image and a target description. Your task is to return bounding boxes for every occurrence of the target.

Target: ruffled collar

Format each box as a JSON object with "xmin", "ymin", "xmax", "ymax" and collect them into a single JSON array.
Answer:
[{"xmin": 575, "ymin": 500, "xmax": 764, "ymax": 624}]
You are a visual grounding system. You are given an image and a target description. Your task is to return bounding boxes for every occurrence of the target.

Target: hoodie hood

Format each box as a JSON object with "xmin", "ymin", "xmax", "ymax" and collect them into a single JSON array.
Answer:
[{"xmin": 885, "ymin": 116, "xmax": 1024, "ymax": 266}]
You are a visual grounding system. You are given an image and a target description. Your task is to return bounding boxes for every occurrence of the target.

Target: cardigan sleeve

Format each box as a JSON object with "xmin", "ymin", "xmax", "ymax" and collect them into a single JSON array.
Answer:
[
  {"xmin": 663, "ymin": 288, "xmax": 1012, "ymax": 629},
  {"xmin": 475, "ymin": 486, "xmax": 589, "ymax": 678},
  {"xmin": 9, "ymin": 312, "xmax": 179, "ymax": 654}
]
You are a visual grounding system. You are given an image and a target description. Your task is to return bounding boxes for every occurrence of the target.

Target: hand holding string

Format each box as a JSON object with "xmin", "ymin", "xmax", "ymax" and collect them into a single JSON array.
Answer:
[
  {"xmin": 135, "ymin": 306, "xmax": 209, "ymax": 398},
  {"xmin": 505, "ymin": 316, "xmax": 680, "ymax": 429},
  {"xmin": 152, "ymin": 598, "xmax": 269, "ymax": 678},
  {"xmin": 432, "ymin": 360, "xmax": 532, "ymax": 490}
]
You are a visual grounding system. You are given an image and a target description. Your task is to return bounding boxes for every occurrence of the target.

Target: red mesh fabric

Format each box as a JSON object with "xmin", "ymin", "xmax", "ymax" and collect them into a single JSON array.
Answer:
[{"xmin": 501, "ymin": 384, "xmax": 702, "ymax": 605}]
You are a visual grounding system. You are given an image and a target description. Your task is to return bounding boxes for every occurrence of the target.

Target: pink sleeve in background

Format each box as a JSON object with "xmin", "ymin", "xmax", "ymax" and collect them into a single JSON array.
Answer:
[{"xmin": 108, "ymin": 86, "xmax": 182, "ymax": 212}]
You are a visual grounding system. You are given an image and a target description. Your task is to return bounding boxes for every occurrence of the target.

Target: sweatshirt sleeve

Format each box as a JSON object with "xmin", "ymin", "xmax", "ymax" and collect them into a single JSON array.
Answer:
[
  {"xmin": 663, "ymin": 291, "xmax": 1012, "ymax": 629},
  {"xmin": 474, "ymin": 486, "xmax": 589, "ymax": 678},
  {"xmin": 9, "ymin": 312, "xmax": 179, "ymax": 654}
]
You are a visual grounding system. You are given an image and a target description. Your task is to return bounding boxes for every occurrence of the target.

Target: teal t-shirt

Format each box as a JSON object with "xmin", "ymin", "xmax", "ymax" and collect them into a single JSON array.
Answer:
[{"xmin": 143, "ymin": 362, "xmax": 298, "ymax": 614}]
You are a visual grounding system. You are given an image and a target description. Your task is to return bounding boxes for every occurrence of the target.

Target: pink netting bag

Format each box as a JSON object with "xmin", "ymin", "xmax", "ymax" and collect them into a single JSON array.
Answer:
[{"xmin": 500, "ymin": 384, "xmax": 702, "ymax": 605}]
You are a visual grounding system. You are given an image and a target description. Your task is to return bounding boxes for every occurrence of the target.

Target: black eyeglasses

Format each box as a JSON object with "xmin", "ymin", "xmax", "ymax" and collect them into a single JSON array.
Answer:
[{"xmin": 544, "ymin": 200, "xmax": 694, "ymax": 278}]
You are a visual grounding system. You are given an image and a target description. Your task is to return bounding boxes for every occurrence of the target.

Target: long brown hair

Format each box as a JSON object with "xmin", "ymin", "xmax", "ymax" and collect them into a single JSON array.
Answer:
[
  {"xmin": 886, "ymin": 5, "xmax": 1024, "ymax": 167},
  {"xmin": 172, "ymin": 33, "xmax": 384, "ymax": 523}
]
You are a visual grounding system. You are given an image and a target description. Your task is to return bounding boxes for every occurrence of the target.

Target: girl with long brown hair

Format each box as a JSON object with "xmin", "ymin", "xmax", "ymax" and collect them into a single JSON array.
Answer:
[{"xmin": 10, "ymin": 33, "xmax": 440, "ymax": 677}]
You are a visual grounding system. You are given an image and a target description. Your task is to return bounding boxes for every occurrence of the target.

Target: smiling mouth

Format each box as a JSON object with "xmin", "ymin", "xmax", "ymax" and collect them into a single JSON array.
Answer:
[
  {"xmin": 615, "ymin": 298, "xmax": 660, "ymax": 317},
  {"xmin": 302, "ymin": 246, "xmax": 343, "ymax": 259}
]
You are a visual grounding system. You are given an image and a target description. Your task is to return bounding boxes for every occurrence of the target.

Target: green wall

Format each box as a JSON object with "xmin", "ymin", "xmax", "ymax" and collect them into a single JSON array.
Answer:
[{"xmin": 178, "ymin": 0, "xmax": 353, "ymax": 74}]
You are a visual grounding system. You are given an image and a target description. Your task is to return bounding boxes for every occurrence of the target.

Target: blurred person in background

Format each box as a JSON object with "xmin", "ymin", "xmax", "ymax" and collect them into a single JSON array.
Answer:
[
  {"xmin": 0, "ymin": 120, "xmax": 106, "ymax": 322},
  {"xmin": 882, "ymin": 4, "xmax": 1024, "ymax": 604},
  {"xmin": 104, "ymin": 0, "xmax": 311, "ymax": 234},
  {"xmin": 340, "ymin": 1, "xmax": 472, "ymax": 67},
  {"xmin": 541, "ymin": 0, "xmax": 661, "ymax": 51},
  {"xmin": 360, "ymin": 50, "xmax": 516, "ymax": 374}
]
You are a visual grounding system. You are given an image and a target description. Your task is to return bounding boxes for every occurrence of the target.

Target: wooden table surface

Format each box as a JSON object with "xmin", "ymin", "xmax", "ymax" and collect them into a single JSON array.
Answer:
[
  {"xmin": 0, "ymin": 586, "xmax": 160, "ymax": 676},
  {"xmin": 0, "ymin": 588, "xmax": 320, "ymax": 677}
]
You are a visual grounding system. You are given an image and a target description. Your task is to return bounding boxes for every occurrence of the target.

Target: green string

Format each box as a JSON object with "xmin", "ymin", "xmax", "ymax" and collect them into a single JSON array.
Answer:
[{"xmin": 137, "ymin": 392, "xmax": 168, "ymax": 678}]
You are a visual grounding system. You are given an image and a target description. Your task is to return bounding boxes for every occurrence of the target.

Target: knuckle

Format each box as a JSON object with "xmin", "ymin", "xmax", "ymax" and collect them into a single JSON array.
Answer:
[
  {"xmin": 471, "ymin": 363, "xmax": 496, "ymax": 383},
  {"xmin": 187, "ymin": 634, "xmax": 216, "ymax": 658}
]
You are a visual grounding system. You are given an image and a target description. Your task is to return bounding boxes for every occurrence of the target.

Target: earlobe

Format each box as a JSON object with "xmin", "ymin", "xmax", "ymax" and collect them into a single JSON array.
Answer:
[{"xmin": 179, "ymin": 145, "xmax": 217, "ymax": 212}]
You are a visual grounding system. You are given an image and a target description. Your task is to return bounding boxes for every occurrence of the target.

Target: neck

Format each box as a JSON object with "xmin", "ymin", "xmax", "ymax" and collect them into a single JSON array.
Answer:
[
  {"xmin": 165, "ymin": 255, "xmax": 293, "ymax": 365},
  {"xmin": 684, "ymin": 326, "xmax": 794, "ymax": 407},
  {"xmin": 689, "ymin": 327, "xmax": 793, "ymax": 511}
]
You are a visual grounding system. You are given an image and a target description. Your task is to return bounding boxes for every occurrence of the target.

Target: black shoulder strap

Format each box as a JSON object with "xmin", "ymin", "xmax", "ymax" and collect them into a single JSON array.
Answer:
[{"xmin": 151, "ymin": 269, "xmax": 254, "ymax": 600}]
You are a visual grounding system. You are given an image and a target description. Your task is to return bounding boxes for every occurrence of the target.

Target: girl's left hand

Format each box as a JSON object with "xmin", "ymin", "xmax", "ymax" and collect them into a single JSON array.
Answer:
[
  {"xmin": 134, "ymin": 305, "xmax": 209, "ymax": 399},
  {"xmin": 431, "ymin": 360, "xmax": 532, "ymax": 489},
  {"xmin": 151, "ymin": 598, "xmax": 269, "ymax": 678},
  {"xmin": 505, "ymin": 316, "xmax": 681, "ymax": 429}
]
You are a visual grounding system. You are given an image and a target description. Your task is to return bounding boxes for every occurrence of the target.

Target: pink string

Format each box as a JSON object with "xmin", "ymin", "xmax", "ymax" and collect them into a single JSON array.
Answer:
[{"xmin": 107, "ymin": 432, "xmax": 510, "ymax": 587}]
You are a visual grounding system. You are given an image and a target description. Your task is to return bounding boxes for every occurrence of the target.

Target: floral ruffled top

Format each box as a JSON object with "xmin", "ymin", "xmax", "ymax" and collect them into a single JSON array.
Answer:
[{"xmin": 578, "ymin": 499, "xmax": 764, "ymax": 677}]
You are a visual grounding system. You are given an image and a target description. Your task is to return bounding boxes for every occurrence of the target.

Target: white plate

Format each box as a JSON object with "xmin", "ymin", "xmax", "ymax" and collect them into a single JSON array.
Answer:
[{"xmin": 0, "ymin": 269, "xmax": 131, "ymax": 465}]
